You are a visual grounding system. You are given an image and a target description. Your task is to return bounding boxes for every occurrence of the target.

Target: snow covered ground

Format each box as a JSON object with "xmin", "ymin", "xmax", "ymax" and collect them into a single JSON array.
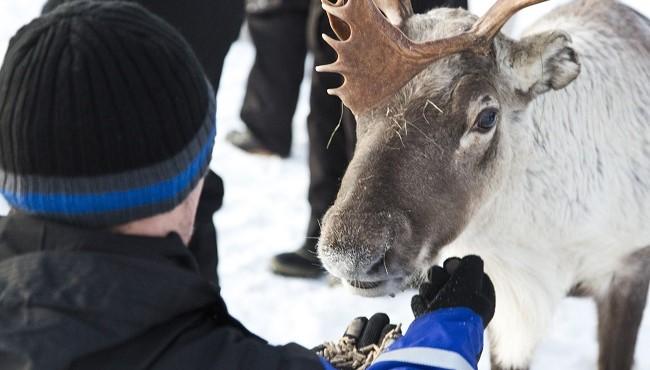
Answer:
[{"xmin": 1, "ymin": 1, "xmax": 650, "ymax": 369}]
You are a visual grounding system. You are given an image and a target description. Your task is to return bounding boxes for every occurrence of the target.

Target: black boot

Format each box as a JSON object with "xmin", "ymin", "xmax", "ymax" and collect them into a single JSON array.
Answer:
[
  {"xmin": 226, "ymin": 129, "xmax": 287, "ymax": 157},
  {"xmin": 270, "ymin": 217, "xmax": 325, "ymax": 278},
  {"xmin": 270, "ymin": 239, "xmax": 324, "ymax": 278}
]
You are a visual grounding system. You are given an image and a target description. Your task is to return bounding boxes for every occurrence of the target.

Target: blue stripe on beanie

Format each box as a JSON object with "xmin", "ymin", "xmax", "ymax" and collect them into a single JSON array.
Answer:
[{"xmin": 1, "ymin": 124, "xmax": 215, "ymax": 216}]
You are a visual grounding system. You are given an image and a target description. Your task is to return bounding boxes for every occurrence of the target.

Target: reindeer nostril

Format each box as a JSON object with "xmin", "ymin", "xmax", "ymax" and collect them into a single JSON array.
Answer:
[
  {"xmin": 362, "ymin": 246, "xmax": 397, "ymax": 276},
  {"xmin": 365, "ymin": 257, "xmax": 388, "ymax": 275}
]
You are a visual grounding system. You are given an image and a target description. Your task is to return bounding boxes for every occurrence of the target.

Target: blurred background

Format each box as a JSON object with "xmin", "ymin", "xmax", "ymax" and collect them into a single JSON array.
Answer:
[{"xmin": 1, "ymin": 1, "xmax": 649, "ymax": 369}]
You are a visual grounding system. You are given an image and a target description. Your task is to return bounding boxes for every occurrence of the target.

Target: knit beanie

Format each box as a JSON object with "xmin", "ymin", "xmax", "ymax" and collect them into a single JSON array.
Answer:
[{"xmin": 0, "ymin": 0, "xmax": 216, "ymax": 227}]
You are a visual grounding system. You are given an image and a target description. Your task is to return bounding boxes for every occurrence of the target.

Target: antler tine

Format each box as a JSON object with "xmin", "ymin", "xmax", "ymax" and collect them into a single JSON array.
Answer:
[
  {"xmin": 415, "ymin": 0, "xmax": 549, "ymax": 59},
  {"xmin": 322, "ymin": 0, "xmax": 352, "ymax": 41},
  {"xmin": 316, "ymin": 0, "xmax": 426, "ymax": 115},
  {"xmin": 470, "ymin": 0, "xmax": 548, "ymax": 52}
]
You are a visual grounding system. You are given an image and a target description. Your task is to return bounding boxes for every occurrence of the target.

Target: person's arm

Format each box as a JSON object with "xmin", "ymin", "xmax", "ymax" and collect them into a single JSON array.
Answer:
[
  {"xmin": 319, "ymin": 309, "xmax": 483, "ymax": 370},
  {"xmin": 188, "ymin": 324, "xmax": 326, "ymax": 370}
]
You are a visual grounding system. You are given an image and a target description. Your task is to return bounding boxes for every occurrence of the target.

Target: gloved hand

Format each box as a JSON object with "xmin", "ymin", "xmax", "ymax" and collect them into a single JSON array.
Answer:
[
  {"xmin": 411, "ymin": 255, "xmax": 496, "ymax": 326},
  {"xmin": 315, "ymin": 313, "xmax": 402, "ymax": 370},
  {"xmin": 342, "ymin": 313, "xmax": 396, "ymax": 351}
]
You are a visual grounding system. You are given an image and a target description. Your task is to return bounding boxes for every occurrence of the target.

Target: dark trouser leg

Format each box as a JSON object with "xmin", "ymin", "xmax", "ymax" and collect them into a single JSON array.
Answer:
[
  {"xmin": 188, "ymin": 172, "xmax": 225, "ymax": 284},
  {"xmin": 596, "ymin": 247, "xmax": 650, "ymax": 370},
  {"xmin": 270, "ymin": 1, "xmax": 355, "ymax": 278},
  {"xmin": 240, "ymin": 7, "xmax": 309, "ymax": 157},
  {"xmin": 131, "ymin": 0, "xmax": 244, "ymax": 90}
]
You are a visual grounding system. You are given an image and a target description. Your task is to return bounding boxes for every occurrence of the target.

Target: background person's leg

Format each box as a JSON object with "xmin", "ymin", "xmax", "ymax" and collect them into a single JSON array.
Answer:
[
  {"xmin": 270, "ymin": 0, "xmax": 355, "ymax": 278},
  {"xmin": 231, "ymin": 2, "xmax": 309, "ymax": 158},
  {"xmin": 133, "ymin": 0, "xmax": 245, "ymax": 90}
]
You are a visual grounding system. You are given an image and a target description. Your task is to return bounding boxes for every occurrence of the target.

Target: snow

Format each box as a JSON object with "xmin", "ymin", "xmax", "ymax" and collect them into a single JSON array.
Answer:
[{"xmin": 1, "ymin": 1, "xmax": 650, "ymax": 369}]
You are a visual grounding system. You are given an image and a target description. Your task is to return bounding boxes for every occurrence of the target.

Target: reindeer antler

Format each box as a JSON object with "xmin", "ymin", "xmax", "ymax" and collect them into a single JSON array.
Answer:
[
  {"xmin": 373, "ymin": 0, "xmax": 413, "ymax": 25},
  {"xmin": 316, "ymin": 0, "xmax": 548, "ymax": 115}
]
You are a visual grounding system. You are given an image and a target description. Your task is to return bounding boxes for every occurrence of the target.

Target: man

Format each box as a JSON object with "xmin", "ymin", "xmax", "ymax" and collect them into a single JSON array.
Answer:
[
  {"xmin": 41, "ymin": 0, "xmax": 245, "ymax": 285},
  {"xmin": 0, "ymin": 2, "xmax": 493, "ymax": 369}
]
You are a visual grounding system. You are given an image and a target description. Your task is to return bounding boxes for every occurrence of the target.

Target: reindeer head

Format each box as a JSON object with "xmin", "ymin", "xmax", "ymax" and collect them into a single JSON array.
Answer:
[{"xmin": 317, "ymin": 0, "xmax": 580, "ymax": 295}]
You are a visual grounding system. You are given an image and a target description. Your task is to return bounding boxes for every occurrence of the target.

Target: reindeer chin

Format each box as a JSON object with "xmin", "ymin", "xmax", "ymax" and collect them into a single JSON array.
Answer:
[{"xmin": 342, "ymin": 277, "xmax": 406, "ymax": 297}]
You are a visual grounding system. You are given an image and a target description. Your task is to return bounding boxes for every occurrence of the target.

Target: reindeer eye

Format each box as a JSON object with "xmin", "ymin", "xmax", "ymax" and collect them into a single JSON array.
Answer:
[{"xmin": 473, "ymin": 108, "xmax": 498, "ymax": 133}]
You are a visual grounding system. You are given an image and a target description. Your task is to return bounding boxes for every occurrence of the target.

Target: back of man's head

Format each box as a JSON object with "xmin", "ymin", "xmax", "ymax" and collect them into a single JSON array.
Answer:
[{"xmin": 0, "ymin": 0, "xmax": 215, "ymax": 228}]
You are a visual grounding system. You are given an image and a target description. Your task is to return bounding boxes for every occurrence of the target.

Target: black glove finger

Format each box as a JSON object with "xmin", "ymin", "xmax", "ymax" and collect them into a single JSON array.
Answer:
[
  {"xmin": 411, "ymin": 294, "xmax": 428, "ymax": 318},
  {"xmin": 378, "ymin": 323, "xmax": 396, "ymax": 342},
  {"xmin": 425, "ymin": 266, "xmax": 450, "ymax": 299},
  {"xmin": 418, "ymin": 282, "xmax": 438, "ymax": 301},
  {"xmin": 447, "ymin": 255, "xmax": 485, "ymax": 292},
  {"xmin": 419, "ymin": 269, "xmax": 449, "ymax": 300},
  {"xmin": 458, "ymin": 255, "xmax": 484, "ymax": 272},
  {"xmin": 358, "ymin": 313, "xmax": 390, "ymax": 348},
  {"xmin": 443, "ymin": 257, "xmax": 462, "ymax": 274},
  {"xmin": 426, "ymin": 265, "xmax": 450, "ymax": 288},
  {"xmin": 426, "ymin": 265, "xmax": 449, "ymax": 282},
  {"xmin": 343, "ymin": 317, "xmax": 368, "ymax": 340}
]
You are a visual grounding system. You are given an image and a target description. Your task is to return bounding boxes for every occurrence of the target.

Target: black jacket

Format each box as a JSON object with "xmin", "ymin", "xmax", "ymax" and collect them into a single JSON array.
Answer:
[{"xmin": 0, "ymin": 215, "xmax": 324, "ymax": 370}]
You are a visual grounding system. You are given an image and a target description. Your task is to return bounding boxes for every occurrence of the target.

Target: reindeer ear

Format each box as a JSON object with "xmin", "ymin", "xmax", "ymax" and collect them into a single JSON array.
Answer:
[{"xmin": 509, "ymin": 31, "xmax": 581, "ymax": 97}]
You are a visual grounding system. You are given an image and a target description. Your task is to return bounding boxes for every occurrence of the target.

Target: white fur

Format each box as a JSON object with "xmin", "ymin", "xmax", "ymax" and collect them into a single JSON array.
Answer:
[{"xmin": 433, "ymin": 0, "xmax": 650, "ymax": 366}]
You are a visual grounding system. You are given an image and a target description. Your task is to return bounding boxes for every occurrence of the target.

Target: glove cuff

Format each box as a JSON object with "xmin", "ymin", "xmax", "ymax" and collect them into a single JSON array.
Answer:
[{"xmin": 369, "ymin": 308, "xmax": 483, "ymax": 370}]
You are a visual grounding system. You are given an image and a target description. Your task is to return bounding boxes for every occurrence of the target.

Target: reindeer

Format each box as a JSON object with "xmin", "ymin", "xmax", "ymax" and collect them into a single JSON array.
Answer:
[{"xmin": 314, "ymin": 0, "xmax": 650, "ymax": 369}]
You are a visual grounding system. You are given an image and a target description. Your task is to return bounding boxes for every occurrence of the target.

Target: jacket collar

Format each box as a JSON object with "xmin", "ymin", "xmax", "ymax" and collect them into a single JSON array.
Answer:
[{"xmin": 0, "ymin": 214, "xmax": 200, "ymax": 272}]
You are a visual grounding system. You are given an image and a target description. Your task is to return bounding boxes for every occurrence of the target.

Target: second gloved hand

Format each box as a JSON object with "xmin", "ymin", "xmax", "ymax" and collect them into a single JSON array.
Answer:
[
  {"xmin": 411, "ymin": 255, "xmax": 496, "ymax": 326},
  {"xmin": 315, "ymin": 313, "xmax": 402, "ymax": 370}
]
